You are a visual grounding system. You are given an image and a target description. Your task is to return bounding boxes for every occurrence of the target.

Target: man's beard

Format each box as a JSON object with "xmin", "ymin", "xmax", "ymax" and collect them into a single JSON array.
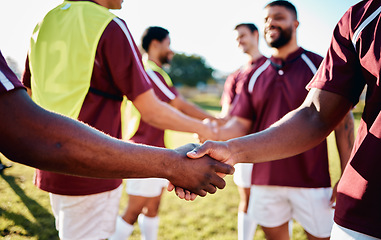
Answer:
[{"xmin": 265, "ymin": 25, "xmax": 293, "ymax": 49}]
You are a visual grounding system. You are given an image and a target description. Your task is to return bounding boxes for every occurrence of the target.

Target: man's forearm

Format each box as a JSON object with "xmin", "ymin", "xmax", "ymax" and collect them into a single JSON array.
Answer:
[
  {"xmin": 0, "ymin": 89, "xmax": 174, "ymax": 179},
  {"xmin": 0, "ymin": 89, "xmax": 234, "ymax": 196},
  {"xmin": 226, "ymin": 89, "xmax": 353, "ymax": 164},
  {"xmin": 134, "ymin": 90, "xmax": 210, "ymax": 135},
  {"xmin": 149, "ymin": 100, "xmax": 208, "ymax": 133},
  {"xmin": 226, "ymin": 107, "xmax": 329, "ymax": 163},
  {"xmin": 218, "ymin": 117, "xmax": 251, "ymax": 141},
  {"xmin": 172, "ymin": 96, "xmax": 213, "ymax": 121},
  {"xmin": 0, "ymin": 90, "xmax": 233, "ymax": 196}
]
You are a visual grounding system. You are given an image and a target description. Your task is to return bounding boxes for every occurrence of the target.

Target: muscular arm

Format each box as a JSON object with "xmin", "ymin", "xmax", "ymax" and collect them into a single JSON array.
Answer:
[
  {"xmin": 188, "ymin": 88, "xmax": 353, "ymax": 166},
  {"xmin": 133, "ymin": 90, "xmax": 216, "ymax": 138},
  {"xmin": 0, "ymin": 89, "xmax": 233, "ymax": 195}
]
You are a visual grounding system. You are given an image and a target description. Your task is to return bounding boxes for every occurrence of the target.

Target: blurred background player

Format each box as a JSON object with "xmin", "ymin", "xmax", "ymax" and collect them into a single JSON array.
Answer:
[
  {"xmin": 220, "ymin": 23, "xmax": 266, "ymax": 240},
  {"xmin": 188, "ymin": 0, "xmax": 380, "ymax": 238},
  {"xmin": 110, "ymin": 26, "xmax": 217, "ymax": 240},
  {"xmin": 205, "ymin": 1, "xmax": 354, "ymax": 239}
]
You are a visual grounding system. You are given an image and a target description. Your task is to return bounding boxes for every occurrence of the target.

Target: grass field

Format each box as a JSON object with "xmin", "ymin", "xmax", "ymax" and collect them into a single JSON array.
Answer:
[{"xmin": 0, "ymin": 93, "xmax": 361, "ymax": 240}]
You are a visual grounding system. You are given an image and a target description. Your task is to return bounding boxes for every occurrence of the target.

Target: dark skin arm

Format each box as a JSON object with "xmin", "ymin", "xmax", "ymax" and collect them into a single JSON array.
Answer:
[
  {"xmin": 175, "ymin": 89, "xmax": 352, "ymax": 199},
  {"xmin": 188, "ymin": 88, "xmax": 352, "ymax": 166},
  {"xmin": 0, "ymin": 89, "xmax": 234, "ymax": 196}
]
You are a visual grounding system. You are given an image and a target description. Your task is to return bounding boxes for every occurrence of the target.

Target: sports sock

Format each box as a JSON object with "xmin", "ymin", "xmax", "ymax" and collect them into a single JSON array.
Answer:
[
  {"xmin": 109, "ymin": 216, "xmax": 134, "ymax": 240},
  {"xmin": 288, "ymin": 220, "xmax": 293, "ymax": 238},
  {"xmin": 238, "ymin": 211, "xmax": 257, "ymax": 240},
  {"xmin": 138, "ymin": 214, "xmax": 159, "ymax": 240}
]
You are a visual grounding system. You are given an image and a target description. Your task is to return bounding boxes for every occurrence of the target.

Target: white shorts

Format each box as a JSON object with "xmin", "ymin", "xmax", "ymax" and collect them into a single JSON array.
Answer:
[
  {"xmin": 50, "ymin": 185, "xmax": 122, "ymax": 240},
  {"xmin": 331, "ymin": 223, "xmax": 381, "ymax": 240},
  {"xmin": 233, "ymin": 163, "xmax": 253, "ymax": 188},
  {"xmin": 126, "ymin": 178, "xmax": 168, "ymax": 198},
  {"xmin": 248, "ymin": 185, "xmax": 334, "ymax": 238}
]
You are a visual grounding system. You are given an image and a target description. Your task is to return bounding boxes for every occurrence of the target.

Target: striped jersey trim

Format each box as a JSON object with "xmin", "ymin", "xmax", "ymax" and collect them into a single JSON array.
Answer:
[
  {"xmin": 352, "ymin": 5, "xmax": 381, "ymax": 51},
  {"xmin": 0, "ymin": 70, "xmax": 15, "ymax": 91},
  {"xmin": 113, "ymin": 18, "xmax": 152, "ymax": 85},
  {"xmin": 248, "ymin": 54, "xmax": 317, "ymax": 93},
  {"xmin": 146, "ymin": 69, "xmax": 176, "ymax": 100},
  {"xmin": 248, "ymin": 60, "xmax": 271, "ymax": 93},
  {"xmin": 301, "ymin": 53, "xmax": 318, "ymax": 74}
]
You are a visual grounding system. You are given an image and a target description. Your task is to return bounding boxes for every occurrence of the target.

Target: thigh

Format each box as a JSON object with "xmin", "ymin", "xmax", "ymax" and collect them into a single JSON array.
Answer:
[
  {"xmin": 126, "ymin": 178, "xmax": 168, "ymax": 198},
  {"xmin": 50, "ymin": 185, "xmax": 122, "ymax": 240},
  {"xmin": 289, "ymin": 187, "xmax": 334, "ymax": 238},
  {"xmin": 330, "ymin": 223, "xmax": 381, "ymax": 240},
  {"xmin": 248, "ymin": 185, "xmax": 291, "ymax": 227},
  {"xmin": 233, "ymin": 163, "xmax": 253, "ymax": 188}
]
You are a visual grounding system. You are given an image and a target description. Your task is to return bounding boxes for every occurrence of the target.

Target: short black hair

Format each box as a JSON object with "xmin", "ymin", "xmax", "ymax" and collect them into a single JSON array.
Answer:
[
  {"xmin": 234, "ymin": 23, "xmax": 258, "ymax": 33},
  {"xmin": 265, "ymin": 0, "xmax": 298, "ymax": 20},
  {"xmin": 141, "ymin": 26, "xmax": 169, "ymax": 52}
]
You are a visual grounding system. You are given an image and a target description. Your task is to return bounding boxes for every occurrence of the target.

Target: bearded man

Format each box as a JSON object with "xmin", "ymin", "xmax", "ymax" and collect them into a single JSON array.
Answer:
[{"xmin": 202, "ymin": 1, "xmax": 355, "ymax": 240}]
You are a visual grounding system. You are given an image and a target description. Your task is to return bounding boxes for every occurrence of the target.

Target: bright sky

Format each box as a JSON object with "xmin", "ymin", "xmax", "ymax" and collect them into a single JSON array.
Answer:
[{"xmin": 0, "ymin": 0, "xmax": 360, "ymax": 74}]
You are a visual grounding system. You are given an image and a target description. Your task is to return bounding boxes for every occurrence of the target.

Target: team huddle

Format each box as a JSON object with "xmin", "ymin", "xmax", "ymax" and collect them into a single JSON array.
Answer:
[{"xmin": 1, "ymin": 0, "xmax": 381, "ymax": 240}]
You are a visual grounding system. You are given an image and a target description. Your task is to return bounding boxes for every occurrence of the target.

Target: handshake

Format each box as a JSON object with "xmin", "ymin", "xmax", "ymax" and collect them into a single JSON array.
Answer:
[
  {"xmin": 167, "ymin": 117, "xmax": 235, "ymax": 201},
  {"xmin": 196, "ymin": 117, "xmax": 228, "ymax": 143}
]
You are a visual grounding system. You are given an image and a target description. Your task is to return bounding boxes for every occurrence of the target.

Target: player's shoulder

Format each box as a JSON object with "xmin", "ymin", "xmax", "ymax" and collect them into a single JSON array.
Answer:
[
  {"xmin": 302, "ymin": 49, "xmax": 324, "ymax": 65},
  {"xmin": 100, "ymin": 17, "xmax": 134, "ymax": 49},
  {"xmin": 104, "ymin": 17, "xmax": 127, "ymax": 34}
]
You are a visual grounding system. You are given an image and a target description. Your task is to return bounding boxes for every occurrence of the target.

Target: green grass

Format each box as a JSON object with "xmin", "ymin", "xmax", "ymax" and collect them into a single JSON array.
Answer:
[{"xmin": 0, "ymin": 94, "xmax": 362, "ymax": 240}]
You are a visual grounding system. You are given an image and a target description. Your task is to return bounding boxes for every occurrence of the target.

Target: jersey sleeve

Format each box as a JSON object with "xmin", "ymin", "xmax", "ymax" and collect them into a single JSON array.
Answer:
[
  {"xmin": 145, "ymin": 69, "xmax": 178, "ymax": 103},
  {"xmin": 220, "ymin": 71, "xmax": 238, "ymax": 106},
  {"xmin": 307, "ymin": 9, "xmax": 365, "ymax": 106},
  {"xmin": 230, "ymin": 80, "xmax": 255, "ymax": 121},
  {"xmin": 98, "ymin": 19, "xmax": 152, "ymax": 102},
  {"xmin": 0, "ymin": 51, "xmax": 25, "ymax": 94}
]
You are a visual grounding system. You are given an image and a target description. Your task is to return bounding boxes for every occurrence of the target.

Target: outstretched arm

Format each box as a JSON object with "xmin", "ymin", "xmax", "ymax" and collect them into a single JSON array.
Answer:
[
  {"xmin": 170, "ymin": 95, "xmax": 214, "ymax": 120},
  {"xmin": 132, "ymin": 90, "xmax": 217, "ymax": 139},
  {"xmin": 198, "ymin": 116, "xmax": 251, "ymax": 143},
  {"xmin": 188, "ymin": 88, "xmax": 353, "ymax": 165},
  {"xmin": 0, "ymin": 89, "xmax": 233, "ymax": 196}
]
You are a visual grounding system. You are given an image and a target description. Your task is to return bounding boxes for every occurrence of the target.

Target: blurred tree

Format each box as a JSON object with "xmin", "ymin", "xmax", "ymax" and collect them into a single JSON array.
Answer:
[{"xmin": 167, "ymin": 53, "xmax": 214, "ymax": 87}]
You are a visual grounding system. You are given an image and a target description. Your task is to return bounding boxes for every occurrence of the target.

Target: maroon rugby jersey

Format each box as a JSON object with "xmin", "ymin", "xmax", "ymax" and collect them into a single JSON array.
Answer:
[
  {"xmin": 0, "ymin": 51, "xmax": 25, "ymax": 93},
  {"xmin": 130, "ymin": 65, "xmax": 179, "ymax": 148},
  {"xmin": 22, "ymin": 1, "xmax": 152, "ymax": 195},
  {"xmin": 308, "ymin": 0, "xmax": 381, "ymax": 237},
  {"xmin": 231, "ymin": 48, "xmax": 330, "ymax": 188},
  {"xmin": 221, "ymin": 56, "xmax": 268, "ymax": 109}
]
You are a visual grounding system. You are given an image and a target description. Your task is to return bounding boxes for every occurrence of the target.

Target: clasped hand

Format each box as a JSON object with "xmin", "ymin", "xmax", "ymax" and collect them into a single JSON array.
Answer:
[
  {"xmin": 196, "ymin": 118, "xmax": 226, "ymax": 143},
  {"xmin": 167, "ymin": 140, "xmax": 236, "ymax": 201}
]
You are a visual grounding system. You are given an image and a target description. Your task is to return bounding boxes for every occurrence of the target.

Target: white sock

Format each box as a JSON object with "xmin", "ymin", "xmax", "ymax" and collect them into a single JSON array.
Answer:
[
  {"xmin": 138, "ymin": 214, "xmax": 159, "ymax": 240},
  {"xmin": 238, "ymin": 212, "xmax": 257, "ymax": 240},
  {"xmin": 288, "ymin": 220, "xmax": 293, "ymax": 238},
  {"xmin": 109, "ymin": 216, "xmax": 134, "ymax": 240}
]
